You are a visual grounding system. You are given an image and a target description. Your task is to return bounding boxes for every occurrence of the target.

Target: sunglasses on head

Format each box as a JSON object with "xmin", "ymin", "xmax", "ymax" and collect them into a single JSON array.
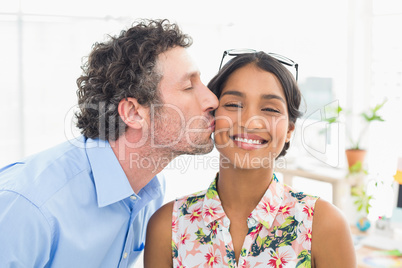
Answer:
[{"xmin": 219, "ymin": 49, "xmax": 298, "ymax": 81}]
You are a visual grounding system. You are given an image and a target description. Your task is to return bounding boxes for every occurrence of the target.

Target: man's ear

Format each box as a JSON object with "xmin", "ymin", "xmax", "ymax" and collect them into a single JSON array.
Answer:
[
  {"xmin": 118, "ymin": 98, "xmax": 147, "ymax": 130},
  {"xmin": 286, "ymin": 123, "xmax": 295, "ymax": 143}
]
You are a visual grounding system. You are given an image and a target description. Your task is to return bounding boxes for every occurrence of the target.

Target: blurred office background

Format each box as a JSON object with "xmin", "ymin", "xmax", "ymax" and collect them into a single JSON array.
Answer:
[{"xmin": 1, "ymin": 1, "xmax": 402, "ymax": 264}]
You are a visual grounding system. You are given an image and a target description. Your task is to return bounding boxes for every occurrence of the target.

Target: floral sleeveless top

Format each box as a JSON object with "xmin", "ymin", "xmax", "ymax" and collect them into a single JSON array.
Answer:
[{"xmin": 172, "ymin": 174, "xmax": 319, "ymax": 268}]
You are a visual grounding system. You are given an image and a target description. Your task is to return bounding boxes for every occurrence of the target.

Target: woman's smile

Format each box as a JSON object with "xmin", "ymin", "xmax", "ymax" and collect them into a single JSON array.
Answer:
[{"xmin": 230, "ymin": 133, "xmax": 269, "ymax": 150}]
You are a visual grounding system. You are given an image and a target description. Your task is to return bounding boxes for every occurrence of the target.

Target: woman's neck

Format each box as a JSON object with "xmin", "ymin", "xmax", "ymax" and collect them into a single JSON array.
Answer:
[{"xmin": 217, "ymin": 163, "xmax": 274, "ymax": 215}]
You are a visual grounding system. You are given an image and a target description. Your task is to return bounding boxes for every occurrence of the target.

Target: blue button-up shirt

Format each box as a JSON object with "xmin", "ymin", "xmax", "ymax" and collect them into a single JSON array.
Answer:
[{"xmin": 0, "ymin": 136, "xmax": 165, "ymax": 267}]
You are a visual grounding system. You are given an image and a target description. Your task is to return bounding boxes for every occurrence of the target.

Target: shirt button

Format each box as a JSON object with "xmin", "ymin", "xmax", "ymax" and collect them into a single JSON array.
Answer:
[
  {"xmin": 123, "ymin": 252, "xmax": 128, "ymax": 259},
  {"xmin": 130, "ymin": 195, "xmax": 137, "ymax": 200},
  {"xmin": 248, "ymin": 218, "xmax": 257, "ymax": 226}
]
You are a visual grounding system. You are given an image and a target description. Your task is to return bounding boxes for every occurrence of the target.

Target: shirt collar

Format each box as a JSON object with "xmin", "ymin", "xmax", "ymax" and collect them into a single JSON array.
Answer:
[
  {"xmin": 250, "ymin": 174, "xmax": 284, "ymax": 229},
  {"xmin": 137, "ymin": 174, "xmax": 164, "ymax": 202},
  {"xmin": 202, "ymin": 173, "xmax": 284, "ymax": 229},
  {"xmin": 85, "ymin": 138, "xmax": 134, "ymax": 207},
  {"xmin": 202, "ymin": 173, "xmax": 226, "ymax": 226}
]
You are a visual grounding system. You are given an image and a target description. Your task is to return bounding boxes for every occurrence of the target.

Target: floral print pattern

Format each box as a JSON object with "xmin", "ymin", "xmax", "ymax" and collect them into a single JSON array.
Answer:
[{"xmin": 172, "ymin": 174, "xmax": 318, "ymax": 268}]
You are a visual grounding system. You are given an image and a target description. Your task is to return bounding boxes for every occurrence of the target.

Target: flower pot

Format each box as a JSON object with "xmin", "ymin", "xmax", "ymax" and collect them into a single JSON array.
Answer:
[{"xmin": 345, "ymin": 149, "xmax": 367, "ymax": 169}]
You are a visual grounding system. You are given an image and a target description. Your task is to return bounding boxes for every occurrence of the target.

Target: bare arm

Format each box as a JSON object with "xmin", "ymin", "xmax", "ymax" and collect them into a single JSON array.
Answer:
[
  {"xmin": 144, "ymin": 201, "xmax": 174, "ymax": 268},
  {"xmin": 311, "ymin": 199, "xmax": 356, "ymax": 268}
]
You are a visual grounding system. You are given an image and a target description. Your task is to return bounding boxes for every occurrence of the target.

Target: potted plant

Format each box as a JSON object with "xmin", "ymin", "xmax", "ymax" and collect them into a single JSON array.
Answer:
[
  {"xmin": 325, "ymin": 100, "xmax": 386, "ymax": 171},
  {"xmin": 351, "ymin": 184, "xmax": 373, "ymax": 232},
  {"xmin": 344, "ymin": 100, "xmax": 386, "ymax": 170}
]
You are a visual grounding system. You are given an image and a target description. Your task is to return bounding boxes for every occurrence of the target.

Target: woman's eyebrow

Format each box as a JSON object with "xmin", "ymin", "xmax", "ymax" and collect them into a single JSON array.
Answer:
[
  {"xmin": 221, "ymin": 91, "xmax": 285, "ymax": 104},
  {"xmin": 262, "ymin": 94, "xmax": 285, "ymax": 103},
  {"xmin": 220, "ymin": 90, "xmax": 244, "ymax": 98}
]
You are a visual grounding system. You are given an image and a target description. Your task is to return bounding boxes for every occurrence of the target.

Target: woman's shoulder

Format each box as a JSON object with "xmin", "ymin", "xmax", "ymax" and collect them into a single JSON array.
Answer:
[
  {"xmin": 312, "ymin": 198, "xmax": 350, "ymax": 235},
  {"xmin": 147, "ymin": 201, "xmax": 174, "ymax": 232},
  {"xmin": 144, "ymin": 200, "xmax": 175, "ymax": 267},
  {"xmin": 312, "ymin": 198, "xmax": 351, "ymax": 232},
  {"xmin": 311, "ymin": 198, "xmax": 356, "ymax": 267}
]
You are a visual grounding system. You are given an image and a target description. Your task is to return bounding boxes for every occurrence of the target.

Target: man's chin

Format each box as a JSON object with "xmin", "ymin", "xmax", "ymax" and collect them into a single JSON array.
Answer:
[{"xmin": 179, "ymin": 140, "xmax": 215, "ymax": 156}]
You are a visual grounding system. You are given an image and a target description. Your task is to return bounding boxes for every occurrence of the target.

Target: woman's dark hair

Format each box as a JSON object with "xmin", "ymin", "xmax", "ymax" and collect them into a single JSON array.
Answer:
[
  {"xmin": 208, "ymin": 52, "xmax": 302, "ymax": 158},
  {"xmin": 75, "ymin": 19, "xmax": 192, "ymax": 140}
]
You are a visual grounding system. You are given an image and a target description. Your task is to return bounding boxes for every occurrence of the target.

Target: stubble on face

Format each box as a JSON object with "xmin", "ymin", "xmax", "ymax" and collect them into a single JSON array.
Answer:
[
  {"xmin": 151, "ymin": 105, "xmax": 214, "ymax": 156},
  {"xmin": 148, "ymin": 46, "xmax": 216, "ymax": 157}
]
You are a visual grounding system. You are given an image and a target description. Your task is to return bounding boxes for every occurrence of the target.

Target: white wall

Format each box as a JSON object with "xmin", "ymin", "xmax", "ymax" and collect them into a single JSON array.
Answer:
[{"xmin": 0, "ymin": 0, "xmax": 350, "ymax": 169}]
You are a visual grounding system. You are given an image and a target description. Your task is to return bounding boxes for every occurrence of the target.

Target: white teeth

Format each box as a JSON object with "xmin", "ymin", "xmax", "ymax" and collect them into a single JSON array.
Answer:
[{"xmin": 234, "ymin": 137, "xmax": 263, "ymax": 144}]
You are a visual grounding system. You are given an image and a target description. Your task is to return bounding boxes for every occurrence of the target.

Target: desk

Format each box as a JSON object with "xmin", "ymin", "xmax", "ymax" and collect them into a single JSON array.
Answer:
[
  {"xmin": 275, "ymin": 166, "xmax": 348, "ymax": 208},
  {"xmin": 352, "ymin": 226, "xmax": 402, "ymax": 268}
]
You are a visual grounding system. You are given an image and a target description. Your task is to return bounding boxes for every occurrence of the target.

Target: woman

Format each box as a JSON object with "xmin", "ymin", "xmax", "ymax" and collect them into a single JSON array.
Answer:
[{"xmin": 144, "ymin": 51, "xmax": 356, "ymax": 267}]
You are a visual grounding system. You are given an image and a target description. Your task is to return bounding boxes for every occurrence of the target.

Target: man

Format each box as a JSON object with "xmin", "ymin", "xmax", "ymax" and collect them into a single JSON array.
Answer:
[{"xmin": 0, "ymin": 19, "xmax": 218, "ymax": 267}]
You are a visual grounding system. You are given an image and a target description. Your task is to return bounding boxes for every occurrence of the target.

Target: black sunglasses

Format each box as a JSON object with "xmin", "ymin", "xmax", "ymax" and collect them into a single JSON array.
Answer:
[{"xmin": 219, "ymin": 49, "xmax": 299, "ymax": 81}]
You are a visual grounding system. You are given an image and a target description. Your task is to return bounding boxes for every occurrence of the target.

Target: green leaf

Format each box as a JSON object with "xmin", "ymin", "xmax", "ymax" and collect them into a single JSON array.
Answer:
[
  {"xmin": 361, "ymin": 100, "xmax": 387, "ymax": 123},
  {"xmin": 361, "ymin": 112, "xmax": 370, "ymax": 121},
  {"xmin": 349, "ymin": 161, "xmax": 363, "ymax": 174},
  {"xmin": 240, "ymin": 248, "xmax": 247, "ymax": 257},
  {"xmin": 324, "ymin": 117, "xmax": 337, "ymax": 124},
  {"xmin": 256, "ymin": 236, "xmax": 263, "ymax": 247},
  {"xmin": 195, "ymin": 228, "xmax": 205, "ymax": 238},
  {"xmin": 172, "ymin": 241, "xmax": 178, "ymax": 258},
  {"xmin": 357, "ymin": 204, "xmax": 363, "ymax": 212},
  {"xmin": 296, "ymin": 250, "xmax": 312, "ymax": 268},
  {"xmin": 373, "ymin": 100, "xmax": 386, "ymax": 113}
]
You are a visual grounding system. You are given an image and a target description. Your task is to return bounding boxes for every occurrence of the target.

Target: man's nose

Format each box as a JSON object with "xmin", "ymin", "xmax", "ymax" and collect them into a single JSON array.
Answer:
[{"xmin": 200, "ymin": 84, "xmax": 219, "ymax": 113}]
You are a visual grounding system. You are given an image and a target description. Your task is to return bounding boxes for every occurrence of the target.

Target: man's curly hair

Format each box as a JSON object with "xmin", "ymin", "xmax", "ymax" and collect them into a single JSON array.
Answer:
[{"xmin": 75, "ymin": 19, "xmax": 192, "ymax": 140}]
